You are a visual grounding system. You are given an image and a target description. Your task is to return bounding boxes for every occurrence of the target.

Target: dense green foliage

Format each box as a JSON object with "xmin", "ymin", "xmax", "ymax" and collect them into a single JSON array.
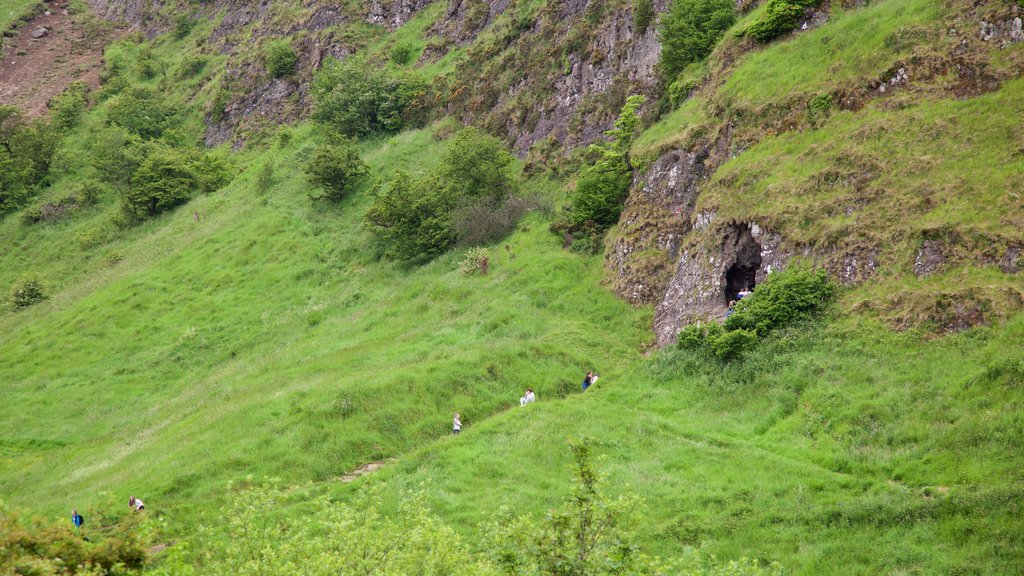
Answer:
[
  {"xmin": 745, "ymin": 0, "xmax": 820, "ymax": 42},
  {"xmin": 303, "ymin": 140, "xmax": 369, "ymax": 201},
  {"xmin": 658, "ymin": 0, "xmax": 735, "ymax": 81},
  {"xmin": 557, "ymin": 96, "xmax": 644, "ymax": 244},
  {"xmin": 311, "ymin": 56, "xmax": 430, "ymax": 137},
  {"xmin": 9, "ymin": 275, "xmax": 47, "ymax": 310},
  {"xmin": 366, "ymin": 127, "xmax": 519, "ymax": 259},
  {"xmin": 0, "ymin": 505, "xmax": 146, "ymax": 574},
  {"xmin": 0, "ymin": 107, "xmax": 59, "ymax": 214},
  {"xmin": 677, "ymin": 266, "xmax": 835, "ymax": 360},
  {"xmin": 105, "ymin": 87, "xmax": 175, "ymax": 140},
  {"xmin": 266, "ymin": 41, "xmax": 298, "ymax": 78},
  {"xmin": 725, "ymin": 266, "xmax": 835, "ymax": 335}
]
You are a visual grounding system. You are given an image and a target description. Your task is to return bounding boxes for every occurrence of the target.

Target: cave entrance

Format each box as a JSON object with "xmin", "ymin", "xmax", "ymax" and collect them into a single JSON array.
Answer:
[{"xmin": 724, "ymin": 225, "xmax": 762, "ymax": 304}]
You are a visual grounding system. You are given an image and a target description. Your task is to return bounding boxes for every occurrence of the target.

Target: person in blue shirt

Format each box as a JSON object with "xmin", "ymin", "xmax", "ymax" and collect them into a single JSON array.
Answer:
[{"xmin": 71, "ymin": 509, "xmax": 84, "ymax": 529}]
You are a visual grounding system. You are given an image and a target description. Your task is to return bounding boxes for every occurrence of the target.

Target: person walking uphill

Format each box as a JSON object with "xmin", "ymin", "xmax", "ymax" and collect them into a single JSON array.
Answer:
[
  {"xmin": 71, "ymin": 509, "xmax": 84, "ymax": 529},
  {"xmin": 453, "ymin": 412, "xmax": 462, "ymax": 435},
  {"xmin": 129, "ymin": 496, "xmax": 145, "ymax": 512}
]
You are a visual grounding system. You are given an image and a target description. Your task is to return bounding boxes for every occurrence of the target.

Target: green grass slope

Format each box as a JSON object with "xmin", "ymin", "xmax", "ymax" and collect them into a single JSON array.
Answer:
[
  {"xmin": 0, "ymin": 123, "xmax": 649, "ymax": 533},
  {"xmin": 361, "ymin": 315, "xmax": 1024, "ymax": 575}
]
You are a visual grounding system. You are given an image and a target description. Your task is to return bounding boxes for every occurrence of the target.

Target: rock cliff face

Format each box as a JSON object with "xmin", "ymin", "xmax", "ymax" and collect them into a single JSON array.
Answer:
[{"xmin": 441, "ymin": 0, "xmax": 666, "ymax": 155}]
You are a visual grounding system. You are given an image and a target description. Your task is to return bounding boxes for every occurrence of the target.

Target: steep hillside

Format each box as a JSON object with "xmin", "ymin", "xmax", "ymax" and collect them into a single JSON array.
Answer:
[{"xmin": 1, "ymin": 0, "xmax": 1022, "ymax": 574}]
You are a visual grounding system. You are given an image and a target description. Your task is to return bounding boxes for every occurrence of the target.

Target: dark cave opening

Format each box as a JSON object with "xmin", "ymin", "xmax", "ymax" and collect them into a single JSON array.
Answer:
[{"xmin": 724, "ymin": 225, "xmax": 762, "ymax": 304}]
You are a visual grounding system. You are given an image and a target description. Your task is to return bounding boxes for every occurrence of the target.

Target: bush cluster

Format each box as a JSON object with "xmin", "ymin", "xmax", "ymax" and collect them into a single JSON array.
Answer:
[
  {"xmin": 459, "ymin": 247, "xmax": 490, "ymax": 275},
  {"xmin": 266, "ymin": 41, "xmax": 298, "ymax": 78},
  {"xmin": 553, "ymin": 95, "xmax": 644, "ymax": 249},
  {"xmin": 0, "ymin": 504, "xmax": 146, "ymax": 574},
  {"xmin": 10, "ymin": 276, "xmax": 47, "ymax": 310},
  {"xmin": 678, "ymin": 266, "xmax": 835, "ymax": 360},
  {"xmin": 303, "ymin": 139, "xmax": 369, "ymax": 201},
  {"xmin": 311, "ymin": 56, "xmax": 431, "ymax": 137},
  {"xmin": 0, "ymin": 106, "xmax": 59, "ymax": 215},
  {"xmin": 744, "ymin": 0, "xmax": 820, "ymax": 42},
  {"xmin": 103, "ymin": 138, "xmax": 232, "ymax": 222},
  {"xmin": 365, "ymin": 127, "xmax": 520, "ymax": 261},
  {"xmin": 658, "ymin": 0, "xmax": 735, "ymax": 82},
  {"xmin": 22, "ymin": 179, "xmax": 106, "ymax": 225}
]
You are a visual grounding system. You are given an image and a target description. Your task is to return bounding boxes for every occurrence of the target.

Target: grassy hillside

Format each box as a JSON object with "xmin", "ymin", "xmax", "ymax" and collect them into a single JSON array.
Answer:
[{"xmin": 1, "ymin": 0, "xmax": 1022, "ymax": 574}]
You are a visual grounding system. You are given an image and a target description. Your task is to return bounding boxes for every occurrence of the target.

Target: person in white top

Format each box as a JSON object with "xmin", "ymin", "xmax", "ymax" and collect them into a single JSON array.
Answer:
[
  {"xmin": 737, "ymin": 286, "xmax": 753, "ymax": 299},
  {"xmin": 128, "ymin": 496, "xmax": 145, "ymax": 511},
  {"xmin": 520, "ymin": 388, "xmax": 536, "ymax": 406},
  {"xmin": 453, "ymin": 413, "xmax": 461, "ymax": 434}
]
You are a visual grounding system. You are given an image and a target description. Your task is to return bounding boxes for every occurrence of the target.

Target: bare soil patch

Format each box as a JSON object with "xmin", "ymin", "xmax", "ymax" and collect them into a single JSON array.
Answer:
[{"xmin": 0, "ymin": 0, "xmax": 121, "ymax": 117}]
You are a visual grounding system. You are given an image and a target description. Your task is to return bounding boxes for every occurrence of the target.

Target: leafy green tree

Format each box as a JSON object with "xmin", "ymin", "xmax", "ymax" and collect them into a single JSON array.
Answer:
[
  {"xmin": 658, "ymin": 0, "xmax": 735, "ymax": 82},
  {"xmin": 437, "ymin": 126, "xmax": 516, "ymax": 201},
  {"xmin": 366, "ymin": 127, "xmax": 521, "ymax": 259},
  {"xmin": 91, "ymin": 127, "xmax": 146, "ymax": 190},
  {"xmin": 191, "ymin": 151, "xmax": 234, "ymax": 194},
  {"xmin": 121, "ymin": 145, "xmax": 197, "ymax": 220},
  {"xmin": 303, "ymin": 140, "xmax": 369, "ymax": 201},
  {"xmin": 105, "ymin": 87, "xmax": 174, "ymax": 139},
  {"xmin": 0, "ymin": 106, "xmax": 58, "ymax": 214},
  {"xmin": 311, "ymin": 56, "xmax": 430, "ymax": 137},
  {"xmin": 50, "ymin": 82, "xmax": 90, "ymax": 131},
  {"xmin": 563, "ymin": 95, "xmax": 645, "ymax": 233},
  {"xmin": 266, "ymin": 41, "xmax": 298, "ymax": 78},
  {"xmin": 744, "ymin": 0, "xmax": 819, "ymax": 42},
  {"xmin": 366, "ymin": 171, "xmax": 458, "ymax": 260}
]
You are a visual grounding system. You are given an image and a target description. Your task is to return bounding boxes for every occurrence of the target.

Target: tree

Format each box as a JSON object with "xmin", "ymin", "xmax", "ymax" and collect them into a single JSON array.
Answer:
[
  {"xmin": 311, "ymin": 56, "xmax": 430, "ymax": 137},
  {"xmin": 365, "ymin": 171, "xmax": 458, "ymax": 260},
  {"xmin": 303, "ymin": 140, "xmax": 369, "ymax": 201},
  {"xmin": 121, "ymin": 145, "xmax": 196, "ymax": 220},
  {"xmin": 437, "ymin": 126, "xmax": 516, "ymax": 201},
  {"xmin": 91, "ymin": 127, "xmax": 146, "ymax": 190},
  {"xmin": 365, "ymin": 127, "xmax": 523, "ymax": 260},
  {"xmin": 106, "ymin": 87, "xmax": 174, "ymax": 139},
  {"xmin": 0, "ymin": 106, "xmax": 58, "ymax": 214},
  {"xmin": 658, "ymin": 0, "xmax": 735, "ymax": 82},
  {"xmin": 563, "ymin": 95, "xmax": 645, "ymax": 233}
]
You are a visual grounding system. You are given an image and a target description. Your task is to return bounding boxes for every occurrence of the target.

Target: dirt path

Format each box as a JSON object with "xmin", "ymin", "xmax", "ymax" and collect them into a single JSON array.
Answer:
[{"xmin": 0, "ymin": 0, "xmax": 119, "ymax": 117}]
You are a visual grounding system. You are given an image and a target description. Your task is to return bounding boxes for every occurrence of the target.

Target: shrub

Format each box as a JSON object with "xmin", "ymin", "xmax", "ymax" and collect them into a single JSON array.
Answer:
[
  {"xmin": 366, "ymin": 128, "xmax": 522, "ymax": 259},
  {"xmin": 91, "ymin": 127, "xmax": 146, "ymax": 190},
  {"xmin": 175, "ymin": 55, "xmax": 208, "ymax": 80},
  {"xmin": 303, "ymin": 140, "xmax": 369, "ymax": 201},
  {"xmin": 311, "ymin": 56, "xmax": 430, "ymax": 137},
  {"xmin": 266, "ymin": 41, "xmax": 297, "ymax": 78},
  {"xmin": 50, "ymin": 82, "xmax": 90, "ymax": 131},
  {"xmin": 709, "ymin": 327, "xmax": 758, "ymax": 361},
  {"xmin": 633, "ymin": 0, "xmax": 655, "ymax": 32},
  {"xmin": 173, "ymin": 15, "xmax": 195, "ymax": 40},
  {"xmin": 390, "ymin": 41, "xmax": 414, "ymax": 65},
  {"xmin": 725, "ymin": 265, "xmax": 835, "ymax": 336},
  {"xmin": 0, "ymin": 503, "xmax": 146, "ymax": 574},
  {"xmin": 562, "ymin": 95, "xmax": 645, "ymax": 236},
  {"xmin": 676, "ymin": 321, "xmax": 724, "ymax": 351},
  {"xmin": 191, "ymin": 151, "xmax": 234, "ymax": 194},
  {"xmin": 10, "ymin": 276, "xmax": 47, "ymax": 310},
  {"xmin": 0, "ymin": 107, "xmax": 59, "ymax": 214},
  {"xmin": 452, "ymin": 196, "xmax": 531, "ymax": 247},
  {"xmin": 106, "ymin": 87, "xmax": 174, "ymax": 139},
  {"xmin": 658, "ymin": 0, "xmax": 735, "ymax": 81},
  {"xmin": 21, "ymin": 179, "xmax": 106, "ymax": 224},
  {"xmin": 120, "ymin": 145, "xmax": 196, "ymax": 220},
  {"xmin": 459, "ymin": 247, "xmax": 490, "ymax": 275},
  {"xmin": 437, "ymin": 126, "xmax": 516, "ymax": 201},
  {"xmin": 366, "ymin": 171, "xmax": 457, "ymax": 260},
  {"xmin": 744, "ymin": 0, "xmax": 819, "ymax": 42}
]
